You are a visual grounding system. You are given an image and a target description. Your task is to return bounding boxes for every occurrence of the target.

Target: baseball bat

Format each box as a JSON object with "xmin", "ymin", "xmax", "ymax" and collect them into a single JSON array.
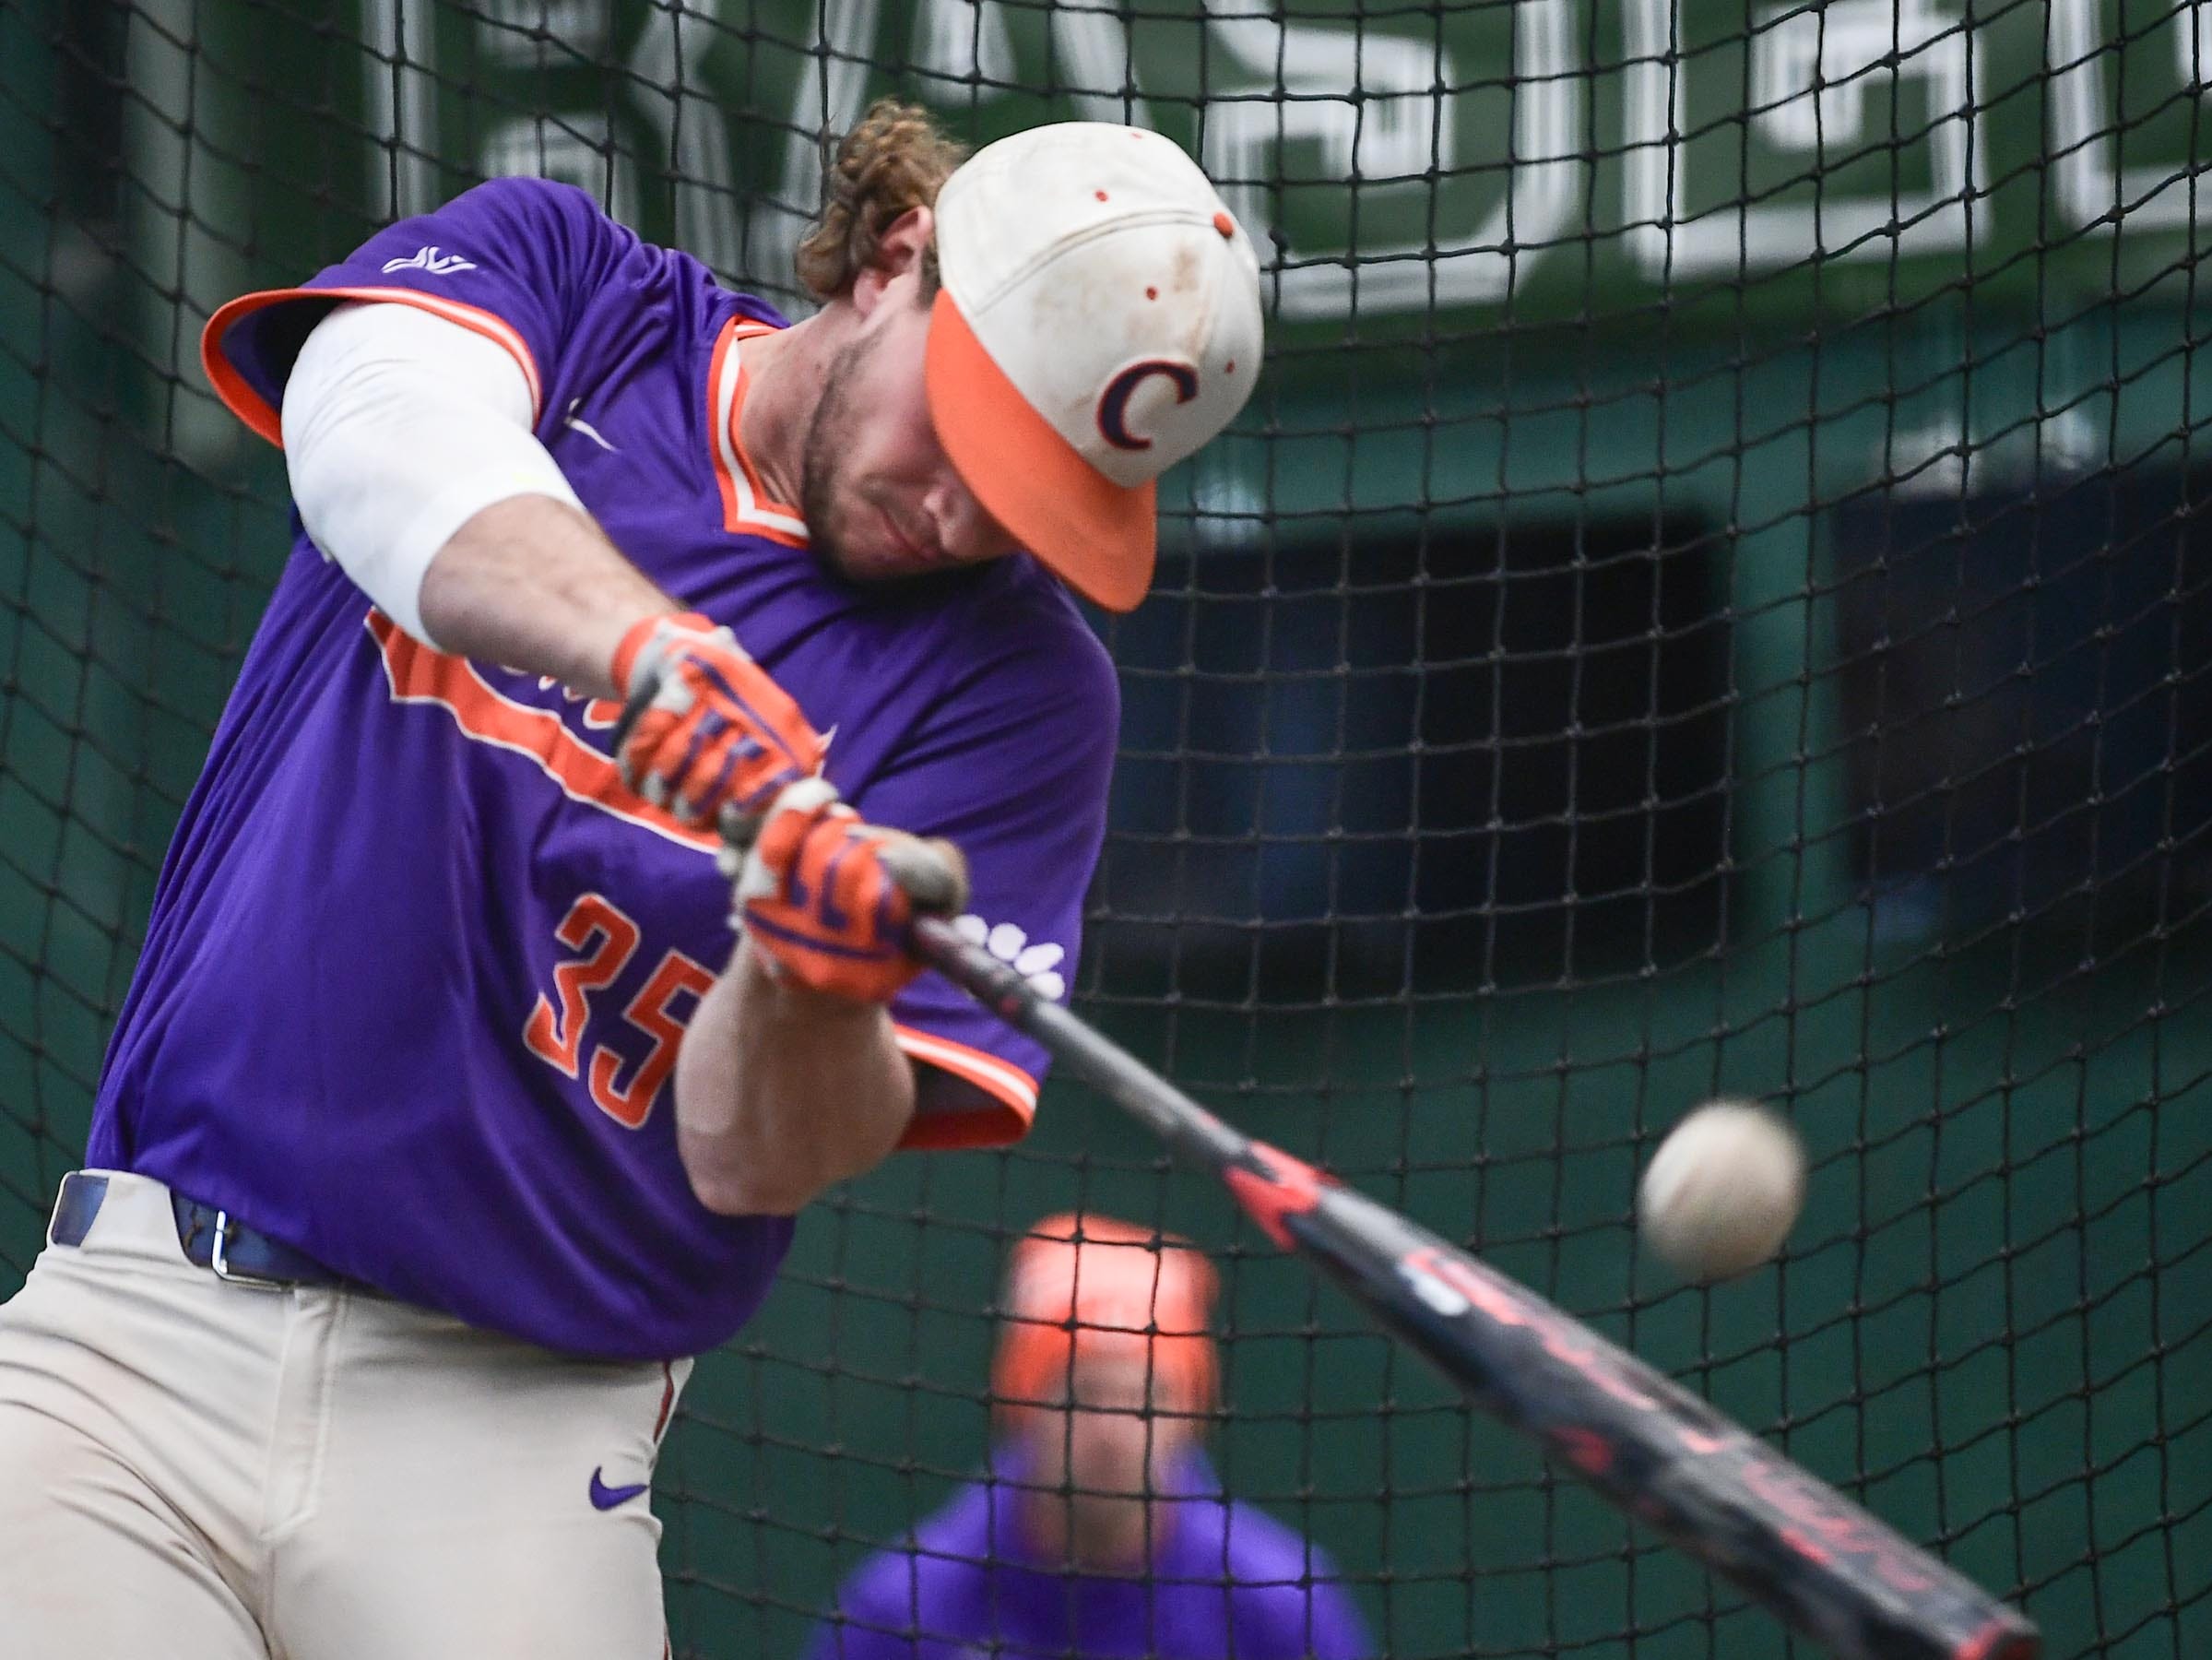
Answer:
[{"xmin": 907, "ymin": 913, "xmax": 2040, "ymax": 1660}]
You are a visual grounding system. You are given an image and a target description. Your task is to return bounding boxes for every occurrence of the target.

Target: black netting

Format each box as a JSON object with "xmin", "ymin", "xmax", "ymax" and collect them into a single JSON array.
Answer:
[{"xmin": 5, "ymin": 1, "xmax": 2211, "ymax": 1655}]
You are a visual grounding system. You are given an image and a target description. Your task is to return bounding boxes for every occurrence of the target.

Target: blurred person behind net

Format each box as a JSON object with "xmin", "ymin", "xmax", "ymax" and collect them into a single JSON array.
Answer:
[{"xmin": 805, "ymin": 1214, "xmax": 1371, "ymax": 1660}]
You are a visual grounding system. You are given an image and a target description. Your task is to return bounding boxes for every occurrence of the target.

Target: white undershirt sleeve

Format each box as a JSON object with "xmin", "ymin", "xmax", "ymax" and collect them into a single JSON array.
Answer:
[{"xmin": 280, "ymin": 300, "xmax": 585, "ymax": 648}]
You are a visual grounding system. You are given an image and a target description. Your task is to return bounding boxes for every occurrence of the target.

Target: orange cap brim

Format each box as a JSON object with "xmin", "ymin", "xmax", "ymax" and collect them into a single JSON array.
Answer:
[{"xmin": 926, "ymin": 289, "xmax": 1156, "ymax": 613}]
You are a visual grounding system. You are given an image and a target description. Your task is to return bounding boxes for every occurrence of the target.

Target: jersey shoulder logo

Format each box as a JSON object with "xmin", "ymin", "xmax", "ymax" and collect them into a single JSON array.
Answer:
[
  {"xmin": 380, "ymin": 244, "xmax": 479, "ymax": 277},
  {"xmin": 951, "ymin": 915, "xmax": 1067, "ymax": 1002}
]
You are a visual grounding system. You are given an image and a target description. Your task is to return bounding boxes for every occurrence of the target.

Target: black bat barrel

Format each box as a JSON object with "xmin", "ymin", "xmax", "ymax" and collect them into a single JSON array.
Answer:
[{"xmin": 1286, "ymin": 1182, "xmax": 2040, "ymax": 1660}]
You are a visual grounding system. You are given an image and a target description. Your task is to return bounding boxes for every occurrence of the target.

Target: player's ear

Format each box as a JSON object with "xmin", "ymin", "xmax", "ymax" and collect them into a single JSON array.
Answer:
[{"xmin": 851, "ymin": 206, "xmax": 936, "ymax": 317}]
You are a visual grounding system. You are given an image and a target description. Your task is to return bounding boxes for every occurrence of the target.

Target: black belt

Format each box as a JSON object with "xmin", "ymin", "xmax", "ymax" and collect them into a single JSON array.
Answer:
[{"xmin": 49, "ymin": 1170, "xmax": 361, "ymax": 1290}]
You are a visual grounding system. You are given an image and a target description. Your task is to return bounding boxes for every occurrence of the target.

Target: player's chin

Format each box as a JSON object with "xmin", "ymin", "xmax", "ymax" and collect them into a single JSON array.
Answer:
[
  {"xmin": 861, "ymin": 549, "xmax": 943, "ymax": 583},
  {"xmin": 818, "ymin": 536, "xmax": 975, "ymax": 591},
  {"xmin": 810, "ymin": 537, "xmax": 889, "ymax": 587}
]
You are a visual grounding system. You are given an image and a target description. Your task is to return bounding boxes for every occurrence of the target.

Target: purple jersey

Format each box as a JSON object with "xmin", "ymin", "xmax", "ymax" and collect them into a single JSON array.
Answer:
[
  {"xmin": 807, "ymin": 1452, "xmax": 1371, "ymax": 1660},
  {"xmin": 87, "ymin": 178, "xmax": 1118, "ymax": 1360}
]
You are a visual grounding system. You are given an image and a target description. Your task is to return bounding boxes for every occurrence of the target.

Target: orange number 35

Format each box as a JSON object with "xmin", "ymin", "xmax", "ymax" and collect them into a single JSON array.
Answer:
[{"xmin": 524, "ymin": 894, "xmax": 714, "ymax": 1129}]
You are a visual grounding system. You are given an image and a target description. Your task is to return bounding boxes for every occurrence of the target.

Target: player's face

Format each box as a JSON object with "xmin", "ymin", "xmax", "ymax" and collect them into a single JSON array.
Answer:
[
  {"xmin": 1023, "ymin": 1349, "xmax": 1195, "ymax": 1508},
  {"xmin": 800, "ymin": 277, "xmax": 1020, "ymax": 588}
]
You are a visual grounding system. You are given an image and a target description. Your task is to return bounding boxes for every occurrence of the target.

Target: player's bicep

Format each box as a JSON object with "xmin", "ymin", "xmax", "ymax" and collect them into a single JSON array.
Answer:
[{"xmin": 281, "ymin": 302, "xmax": 582, "ymax": 647}]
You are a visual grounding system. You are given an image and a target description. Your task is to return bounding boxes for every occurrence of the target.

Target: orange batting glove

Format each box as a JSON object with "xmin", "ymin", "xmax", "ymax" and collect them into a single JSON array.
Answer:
[
  {"xmin": 725, "ymin": 780, "xmax": 970, "ymax": 1003},
  {"xmin": 611, "ymin": 611, "xmax": 826, "ymax": 825}
]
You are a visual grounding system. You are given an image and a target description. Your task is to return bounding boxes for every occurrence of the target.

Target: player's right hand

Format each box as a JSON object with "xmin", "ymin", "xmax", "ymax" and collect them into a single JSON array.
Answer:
[
  {"xmin": 725, "ymin": 778, "xmax": 970, "ymax": 1003},
  {"xmin": 610, "ymin": 611, "xmax": 827, "ymax": 825}
]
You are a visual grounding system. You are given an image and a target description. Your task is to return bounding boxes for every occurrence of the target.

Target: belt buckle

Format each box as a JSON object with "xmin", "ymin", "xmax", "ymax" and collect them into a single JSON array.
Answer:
[{"xmin": 207, "ymin": 1209, "xmax": 291, "ymax": 1291}]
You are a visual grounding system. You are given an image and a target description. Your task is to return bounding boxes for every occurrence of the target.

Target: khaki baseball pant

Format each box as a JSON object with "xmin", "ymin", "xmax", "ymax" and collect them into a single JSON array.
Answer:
[{"xmin": 0, "ymin": 1171, "xmax": 690, "ymax": 1658}]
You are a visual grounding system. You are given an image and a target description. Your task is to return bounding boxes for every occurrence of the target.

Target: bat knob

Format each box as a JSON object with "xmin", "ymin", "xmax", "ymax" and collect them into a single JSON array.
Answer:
[{"xmin": 716, "ymin": 803, "xmax": 764, "ymax": 879}]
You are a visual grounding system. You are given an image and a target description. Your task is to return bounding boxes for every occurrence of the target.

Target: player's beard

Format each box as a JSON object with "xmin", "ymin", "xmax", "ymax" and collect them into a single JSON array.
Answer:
[
  {"xmin": 798, "ymin": 331, "xmax": 869, "ymax": 583},
  {"xmin": 798, "ymin": 330, "xmax": 942, "ymax": 596}
]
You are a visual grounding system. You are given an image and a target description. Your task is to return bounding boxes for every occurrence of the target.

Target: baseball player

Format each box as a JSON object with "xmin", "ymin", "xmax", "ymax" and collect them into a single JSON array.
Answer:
[
  {"xmin": 0, "ymin": 101, "xmax": 1260, "ymax": 1657},
  {"xmin": 806, "ymin": 1214, "xmax": 1371, "ymax": 1660}
]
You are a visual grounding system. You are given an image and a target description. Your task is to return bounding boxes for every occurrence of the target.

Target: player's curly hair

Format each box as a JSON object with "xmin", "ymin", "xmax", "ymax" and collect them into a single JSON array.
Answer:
[{"xmin": 796, "ymin": 99, "xmax": 968, "ymax": 302}]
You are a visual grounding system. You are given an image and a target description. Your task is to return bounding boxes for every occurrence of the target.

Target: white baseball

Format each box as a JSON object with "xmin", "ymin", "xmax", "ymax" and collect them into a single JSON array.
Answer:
[{"xmin": 1638, "ymin": 1100, "xmax": 1805, "ymax": 1283}]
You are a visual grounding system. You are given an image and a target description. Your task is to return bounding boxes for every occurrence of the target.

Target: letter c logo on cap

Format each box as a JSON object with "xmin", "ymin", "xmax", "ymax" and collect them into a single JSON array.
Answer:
[{"xmin": 1096, "ymin": 361, "xmax": 1200, "ymax": 452}]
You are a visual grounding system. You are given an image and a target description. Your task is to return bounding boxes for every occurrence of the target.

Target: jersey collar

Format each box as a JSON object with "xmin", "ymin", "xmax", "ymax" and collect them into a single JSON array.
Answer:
[{"xmin": 707, "ymin": 314, "xmax": 810, "ymax": 547}]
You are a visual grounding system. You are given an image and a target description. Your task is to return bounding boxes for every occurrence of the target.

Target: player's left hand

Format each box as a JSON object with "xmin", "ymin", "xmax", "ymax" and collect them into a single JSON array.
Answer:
[{"xmin": 724, "ymin": 779, "xmax": 970, "ymax": 1002}]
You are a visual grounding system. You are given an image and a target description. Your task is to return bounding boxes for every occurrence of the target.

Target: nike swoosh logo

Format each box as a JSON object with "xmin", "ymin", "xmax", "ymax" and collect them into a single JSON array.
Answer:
[
  {"xmin": 562, "ymin": 399, "xmax": 619, "ymax": 454},
  {"xmin": 588, "ymin": 1467, "xmax": 649, "ymax": 1511},
  {"xmin": 564, "ymin": 415, "xmax": 619, "ymax": 454}
]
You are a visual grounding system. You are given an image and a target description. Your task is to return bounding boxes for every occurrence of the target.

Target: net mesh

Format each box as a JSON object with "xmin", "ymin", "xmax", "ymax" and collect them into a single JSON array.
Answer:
[{"xmin": 4, "ymin": 0, "xmax": 2211, "ymax": 1654}]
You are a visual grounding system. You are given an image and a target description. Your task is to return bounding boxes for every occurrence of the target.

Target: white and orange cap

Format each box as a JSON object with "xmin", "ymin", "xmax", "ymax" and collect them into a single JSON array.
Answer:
[{"xmin": 927, "ymin": 123, "xmax": 1263, "ymax": 613}]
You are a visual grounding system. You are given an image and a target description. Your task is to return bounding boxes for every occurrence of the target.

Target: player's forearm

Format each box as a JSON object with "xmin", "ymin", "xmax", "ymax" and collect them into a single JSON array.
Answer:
[
  {"xmin": 672, "ymin": 940, "xmax": 916, "ymax": 1216},
  {"xmin": 417, "ymin": 494, "xmax": 673, "ymax": 698}
]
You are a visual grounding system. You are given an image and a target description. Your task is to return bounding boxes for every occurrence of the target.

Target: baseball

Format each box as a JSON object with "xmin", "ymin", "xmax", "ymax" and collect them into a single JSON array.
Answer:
[{"xmin": 1638, "ymin": 1100, "xmax": 1805, "ymax": 1282}]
